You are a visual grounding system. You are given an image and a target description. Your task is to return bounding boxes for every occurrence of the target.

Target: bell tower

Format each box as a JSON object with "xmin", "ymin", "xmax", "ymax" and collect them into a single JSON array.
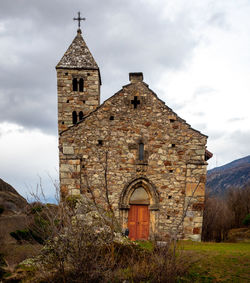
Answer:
[{"xmin": 56, "ymin": 13, "xmax": 101, "ymax": 133}]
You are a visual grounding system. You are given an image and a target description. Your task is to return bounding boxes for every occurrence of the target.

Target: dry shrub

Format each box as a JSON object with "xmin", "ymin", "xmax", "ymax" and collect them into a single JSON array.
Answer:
[
  {"xmin": 227, "ymin": 227, "xmax": 250, "ymax": 242},
  {"xmin": 202, "ymin": 185, "xmax": 250, "ymax": 242},
  {"xmin": 37, "ymin": 241, "xmax": 189, "ymax": 283},
  {"xmin": 21, "ymin": 172, "xmax": 192, "ymax": 282},
  {"xmin": 117, "ymin": 244, "xmax": 190, "ymax": 283},
  {"xmin": 26, "ymin": 195, "xmax": 189, "ymax": 283}
]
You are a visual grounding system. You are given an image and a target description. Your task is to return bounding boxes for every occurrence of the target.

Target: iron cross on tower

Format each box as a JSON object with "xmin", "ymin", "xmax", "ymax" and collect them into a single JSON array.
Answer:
[{"xmin": 73, "ymin": 11, "xmax": 86, "ymax": 29}]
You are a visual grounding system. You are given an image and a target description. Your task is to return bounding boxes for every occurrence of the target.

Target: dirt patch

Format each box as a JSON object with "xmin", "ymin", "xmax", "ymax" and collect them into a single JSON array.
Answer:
[
  {"xmin": 0, "ymin": 243, "xmax": 42, "ymax": 268},
  {"xmin": 0, "ymin": 215, "xmax": 28, "ymax": 244}
]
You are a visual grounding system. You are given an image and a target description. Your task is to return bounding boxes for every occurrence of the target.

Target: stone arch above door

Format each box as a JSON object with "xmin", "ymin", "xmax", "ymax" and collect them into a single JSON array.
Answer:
[{"xmin": 119, "ymin": 177, "xmax": 159, "ymax": 211}]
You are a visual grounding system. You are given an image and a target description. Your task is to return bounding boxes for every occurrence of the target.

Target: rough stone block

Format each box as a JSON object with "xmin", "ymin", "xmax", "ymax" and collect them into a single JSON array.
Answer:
[
  {"xmin": 186, "ymin": 183, "xmax": 205, "ymax": 197},
  {"xmin": 63, "ymin": 146, "xmax": 74, "ymax": 154},
  {"xmin": 60, "ymin": 164, "xmax": 75, "ymax": 172},
  {"xmin": 193, "ymin": 227, "xmax": 201, "ymax": 234},
  {"xmin": 189, "ymin": 234, "xmax": 201, "ymax": 241},
  {"xmin": 193, "ymin": 217, "xmax": 203, "ymax": 223},
  {"xmin": 69, "ymin": 189, "xmax": 80, "ymax": 196}
]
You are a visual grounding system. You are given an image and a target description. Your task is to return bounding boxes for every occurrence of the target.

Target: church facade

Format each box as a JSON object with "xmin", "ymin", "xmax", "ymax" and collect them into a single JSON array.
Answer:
[{"xmin": 56, "ymin": 27, "xmax": 212, "ymax": 241}]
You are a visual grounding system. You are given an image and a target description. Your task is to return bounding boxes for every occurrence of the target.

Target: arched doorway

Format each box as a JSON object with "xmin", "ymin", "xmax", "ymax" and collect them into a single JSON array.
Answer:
[
  {"xmin": 119, "ymin": 178, "xmax": 159, "ymax": 240},
  {"xmin": 128, "ymin": 187, "xmax": 150, "ymax": 240}
]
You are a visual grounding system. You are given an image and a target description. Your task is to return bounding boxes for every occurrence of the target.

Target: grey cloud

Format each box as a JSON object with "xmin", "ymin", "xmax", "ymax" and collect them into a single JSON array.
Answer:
[
  {"xmin": 0, "ymin": 0, "xmax": 219, "ymax": 133},
  {"xmin": 209, "ymin": 130, "xmax": 250, "ymax": 167},
  {"xmin": 229, "ymin": 131, "xmax": 250, "ymax": 152},
  {"xmin": 192, "ymin": 111, "xmax": 206, "ymax": 117},
  {"xmin": 0, "ymin": 57, "xmax": 57, "ymax": 133},
  {"xmin": 193, "ymin": 86, "xmax": 216, "ymax": 98},
  {"xmin": 170, "ymin": 101, "xmax": 186, "ymax": 111},
  {"xmin": 227, "ymin": 117, "xmax": 245, "ymax": 122},
  {"xmin": 206, "ymin": 129, "xmax": 227, "ymax": 140},
  {"xmin": 208, "ymin": 12, "xmax": 228, "ymax": 29},
  {"xmin": 191, "ymin": 123, "xmax": 207, "ymax": 132},
  {"xmin": 172, "ymin": 86, "xmax": 217, "ymax": 113}
]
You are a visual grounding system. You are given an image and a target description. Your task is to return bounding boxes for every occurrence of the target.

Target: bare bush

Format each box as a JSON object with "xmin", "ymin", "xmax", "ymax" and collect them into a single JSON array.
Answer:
[
  {"xmin": 17, "ymin": 151, "xmax": 198, "ymax": 282},
  {"xmin": 16, "ymin": 172, "xmax": 192, "ymax": 283},
  {"xmin": 26, "ymin": 193, "xmax": 189, "ymax": 283},
  {"xmin": 226, "ymin": 185, "xmax": 250, "ymax": 227},
  {"xmin": 202, "ymin": 191, "xmax": 232, "ymax": 241},
  {"xmin": 202, "ymin": 185, "xmax": 250, "ymax": 242}
]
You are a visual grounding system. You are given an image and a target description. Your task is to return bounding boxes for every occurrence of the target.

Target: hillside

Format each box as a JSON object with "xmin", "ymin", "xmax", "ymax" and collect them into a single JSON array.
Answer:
[
  {"xmin": 206, "ymin": 155, "xmax": 250, "ymax": 194},
  {"xmin": 0, "ymin": 178, "xmax": 27, "ymax": 215}
]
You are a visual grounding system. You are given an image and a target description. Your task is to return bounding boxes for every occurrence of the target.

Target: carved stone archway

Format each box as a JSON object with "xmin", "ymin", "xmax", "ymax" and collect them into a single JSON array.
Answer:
[
  {"xmin": 119, "ymin": 177, "xmax": 159, "ymax": 239},
  {"xmin": 119, "ymin": 177, "xmax": 159, "ymax": 210}
]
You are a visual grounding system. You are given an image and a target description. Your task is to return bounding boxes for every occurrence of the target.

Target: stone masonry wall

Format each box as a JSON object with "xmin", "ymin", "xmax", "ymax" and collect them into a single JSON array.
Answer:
[
  {"xmin": 57, "ymin": 68, "xmax": 100, "ymax": 132},
  {"xmin": 59, "ymin": 74, "xmax": 208, "ymax": 240}
]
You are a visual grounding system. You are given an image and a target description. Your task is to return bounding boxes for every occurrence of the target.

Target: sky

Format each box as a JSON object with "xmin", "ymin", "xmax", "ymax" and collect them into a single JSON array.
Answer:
[{"xmin": 0, "ymin": 0, "xmax": 250, "ymax": 200}]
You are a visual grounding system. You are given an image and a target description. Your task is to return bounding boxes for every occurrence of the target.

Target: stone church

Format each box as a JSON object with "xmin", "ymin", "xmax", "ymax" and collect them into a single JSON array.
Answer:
[{"xmin": 56, "ymin": 25, "xmax": 212, "ymax": 241}]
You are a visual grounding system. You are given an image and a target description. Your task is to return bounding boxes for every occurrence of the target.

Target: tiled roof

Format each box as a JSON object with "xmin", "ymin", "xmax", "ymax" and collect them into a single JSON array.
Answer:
[
  {"xmin": 205, "ymin": 149, "xmax": 213, "ymax": 161},
  {"xmin": 56, "ymin": 29, "xmax": 98, "ymax": 69}
]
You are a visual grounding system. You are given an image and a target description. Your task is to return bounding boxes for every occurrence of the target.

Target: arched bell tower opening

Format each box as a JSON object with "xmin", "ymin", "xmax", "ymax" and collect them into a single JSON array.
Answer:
[{"xmin": 119, "ymin": 178, "xmax": 159, "ymax": 240}]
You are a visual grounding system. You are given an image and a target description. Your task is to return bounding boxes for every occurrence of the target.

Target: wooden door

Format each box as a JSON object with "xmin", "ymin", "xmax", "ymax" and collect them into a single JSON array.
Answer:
[{"xmin": 128, "ymin": 205, "xmax": 149, "ymax": 240}]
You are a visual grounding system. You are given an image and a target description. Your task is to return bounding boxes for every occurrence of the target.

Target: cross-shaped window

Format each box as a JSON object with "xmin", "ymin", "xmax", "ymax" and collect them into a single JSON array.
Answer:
[{"xmin": 131, "ymin": 96, "xmax": 140, "ymax": 109}]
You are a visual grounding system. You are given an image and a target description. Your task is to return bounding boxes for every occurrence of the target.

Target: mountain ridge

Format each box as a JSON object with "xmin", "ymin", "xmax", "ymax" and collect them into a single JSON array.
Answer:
[{"xmin": 206, "ymin": 155, "xmax": 250, "ymax": 194}]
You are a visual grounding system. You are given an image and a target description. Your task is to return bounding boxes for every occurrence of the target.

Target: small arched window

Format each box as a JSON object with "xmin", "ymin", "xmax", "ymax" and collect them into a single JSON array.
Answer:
[
  {"xmin": 139, "ymin": 142, "xmax": 144, "ymax": 160},
  {"xmin": 79, "ymin": 111, "xmax": 83, "ymax": 121},
  {"xmin": 79, "ymin": 78, "xmax": 84, "ymax": 92},
  {"xmin": 72, "ymin": 78, "xmax": 78, "ymax": 91},
  {"xmin": 72, "ymin": 111, "xmax": 77, "ymax": 124}
]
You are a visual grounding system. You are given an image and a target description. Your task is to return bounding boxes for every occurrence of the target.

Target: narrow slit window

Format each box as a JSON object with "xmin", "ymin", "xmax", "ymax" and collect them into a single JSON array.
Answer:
[
  {"xmin": 73, "ymin": 78, "xmax": 78, "ymax": 91},
  {"xmin": 79, "ymin": 78, "xmax": 84, "ymax": 92},
  {"xmin": 139, "ymin": 142, "xmax": 144, "ymax": 160},
  {"xmin": 79, "ymin": 111, "xmax": 84, "ymax": 121},
  {"xmin": 72, "ymin": 111, "xmax": 77, "ymax": 124}
]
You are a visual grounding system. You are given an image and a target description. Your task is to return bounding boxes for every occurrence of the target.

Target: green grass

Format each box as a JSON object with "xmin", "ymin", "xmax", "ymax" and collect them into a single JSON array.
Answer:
[
  {"xmin": 133, "ymin": 240, "xmax": 250, "ymax": 282},
  {"xmin": 178, "ymin": 241, "xmax": 250, "ymax": 282},
  {"xmin": 135, "ymin": 240, "xmax": 154, "ymax": 251}
]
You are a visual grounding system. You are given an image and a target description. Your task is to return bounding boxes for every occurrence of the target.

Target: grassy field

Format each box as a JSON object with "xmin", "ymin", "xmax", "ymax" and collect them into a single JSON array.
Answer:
[
  {"xmin": 178, "ymin": 241, "xmax": 250, "ymax": 282},
  {"xmin": 1, "ymin": 240, "xmax": 249, "ymax": 282}
]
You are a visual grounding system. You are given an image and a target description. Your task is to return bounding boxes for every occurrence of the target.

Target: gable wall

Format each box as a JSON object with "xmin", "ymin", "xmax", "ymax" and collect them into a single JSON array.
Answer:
[{"xmin": 59, "ymin": 81, "xmax": 208, "ymax": 240}]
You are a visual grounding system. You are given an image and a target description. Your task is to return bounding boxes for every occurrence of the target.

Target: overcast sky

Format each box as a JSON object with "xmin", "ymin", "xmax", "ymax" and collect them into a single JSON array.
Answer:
[{"xmin": 0, "ymin": 0, "xmax": 249, "ymax": 200}]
